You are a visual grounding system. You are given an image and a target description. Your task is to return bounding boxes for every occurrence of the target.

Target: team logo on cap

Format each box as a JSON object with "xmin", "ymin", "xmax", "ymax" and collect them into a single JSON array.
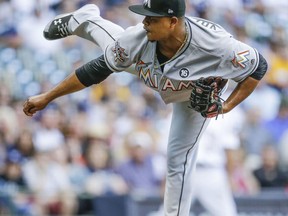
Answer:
[
  {"xmin": 143, "ymin": 0, "xmax": 151, "ymax": 8},
  {"xmin": 168, "ymin": 9, "xmax": 174, "ymax": 14},
  {"xmin": 179, "ymin": 68, "xmax": 189, "ymax": 78}
]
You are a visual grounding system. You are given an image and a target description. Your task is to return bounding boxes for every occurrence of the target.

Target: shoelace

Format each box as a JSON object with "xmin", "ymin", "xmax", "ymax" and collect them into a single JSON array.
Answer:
[{"xmin": 57, "ymin": 23, "xmax": 70, "ymax": 37}]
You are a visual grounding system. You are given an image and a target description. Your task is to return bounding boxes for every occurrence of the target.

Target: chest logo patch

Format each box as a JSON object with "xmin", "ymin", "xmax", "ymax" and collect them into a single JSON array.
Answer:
[
  {"xmin": 179, "ymin": 68, "xmax": 189, "ymax": 78},
  {"xmin": 112, "ymin": 41, "xmax": 128, "ymax": 62},
  {"xmin": 136, "ymin": 60, "xmax": 152, "ymax": 70}
]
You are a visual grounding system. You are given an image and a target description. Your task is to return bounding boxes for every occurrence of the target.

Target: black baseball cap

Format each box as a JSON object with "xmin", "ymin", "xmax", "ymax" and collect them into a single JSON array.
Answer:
[{"xmin": 129, "ymin": 0, "xmax": 186, "ymax": 17}]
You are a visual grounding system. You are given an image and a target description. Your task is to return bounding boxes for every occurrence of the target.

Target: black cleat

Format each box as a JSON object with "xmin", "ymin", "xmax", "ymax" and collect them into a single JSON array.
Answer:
[{"xmin": 43, "ymin": 14, "xmax": 73, "ymax": 40}]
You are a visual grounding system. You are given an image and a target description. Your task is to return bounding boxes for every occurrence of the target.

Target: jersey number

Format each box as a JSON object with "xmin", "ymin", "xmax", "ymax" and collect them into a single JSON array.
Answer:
[{"xmin": 195, "ymin": 18, "xmax": 221, "ymax": 30}]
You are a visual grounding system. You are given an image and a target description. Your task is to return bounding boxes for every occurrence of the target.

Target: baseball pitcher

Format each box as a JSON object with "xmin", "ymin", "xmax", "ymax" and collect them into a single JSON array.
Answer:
[{"xmin": 23, "ymin": 0, "xmax": 268, "ymax": 215}]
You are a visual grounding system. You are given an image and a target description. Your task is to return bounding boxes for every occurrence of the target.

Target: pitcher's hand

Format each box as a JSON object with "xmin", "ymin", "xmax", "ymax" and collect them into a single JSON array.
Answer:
[{"xmin": 23, "ymin": 93, "xmax": 50, "ymax": 116}]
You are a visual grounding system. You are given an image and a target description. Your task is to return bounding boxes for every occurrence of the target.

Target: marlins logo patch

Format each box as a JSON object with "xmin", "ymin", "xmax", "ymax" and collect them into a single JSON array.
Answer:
[
  {"xmin": 112, "ymin": 41, "xmax": 128, "ymax": 62},
  {"xmin": 231, "ymin": 50, "xmax": 250, "ymax": 68},
  {"xmin": 136, "ymin": 60, "xmax": 152, "ymax": 71},
  {"xmin": 179, "ymin": 68, "xmax": 189, "ymax": 78}
]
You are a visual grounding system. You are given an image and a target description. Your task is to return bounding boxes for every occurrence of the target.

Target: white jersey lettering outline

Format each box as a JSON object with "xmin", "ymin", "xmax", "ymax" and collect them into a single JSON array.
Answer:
[
  {"xmin": 178, "ymin": 81, "xmax": 194, "ymax": 90},
  {"xmin": 162, "ymin": 79, "xmax": 176, "ymax": 91},
  {"xmin": 138, "ymin": 67, "xmax": 157, "ymax": 89}
]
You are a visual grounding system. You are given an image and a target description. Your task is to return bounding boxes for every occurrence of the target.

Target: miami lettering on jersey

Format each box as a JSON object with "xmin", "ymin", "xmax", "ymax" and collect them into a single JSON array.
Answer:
[{"xmin": 136, "ymin": 60, "xmax": 194, "ymax": 92}]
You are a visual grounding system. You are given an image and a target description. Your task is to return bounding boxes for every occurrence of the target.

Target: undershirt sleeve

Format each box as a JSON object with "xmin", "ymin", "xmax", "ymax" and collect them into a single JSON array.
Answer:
[
  {"xmin": 249, "ymin": 53, "xmax": 268, "ymax": 80},
  {"xmin": 75, "ymin": 55, "xmax": 113, "ymax": 87}
]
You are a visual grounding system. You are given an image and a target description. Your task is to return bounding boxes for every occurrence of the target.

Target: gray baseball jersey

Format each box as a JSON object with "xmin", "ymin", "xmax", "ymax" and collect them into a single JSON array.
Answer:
[
  {"xmin": 104, "ymin": 17, "xmax": 259, "ymax": 104},
  {"xmin": 59, "ymin": 4, "xmax": 261, "ymax": 216}
]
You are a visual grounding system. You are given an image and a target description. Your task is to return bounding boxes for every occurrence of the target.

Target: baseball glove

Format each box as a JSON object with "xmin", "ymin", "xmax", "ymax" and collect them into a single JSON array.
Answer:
[{"xmin": 189, "ymin": 77, "xmax": 227, "ymax": 118}]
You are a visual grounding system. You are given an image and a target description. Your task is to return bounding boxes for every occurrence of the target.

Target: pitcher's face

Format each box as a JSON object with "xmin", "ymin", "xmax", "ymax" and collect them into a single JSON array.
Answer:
[{"xmin": 142, "ymin": 16, "xmax": 176, "ymax": 42}]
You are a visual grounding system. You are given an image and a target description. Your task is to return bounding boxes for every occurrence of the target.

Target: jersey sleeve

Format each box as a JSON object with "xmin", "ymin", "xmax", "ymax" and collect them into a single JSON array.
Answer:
[
  {"xmin": 187, "ymin": 17, "xmax": 259, "ymax": 83},
  {"xmin": 217, "ymin": 38, "xmax": 259, "ymax": 82},
  {"xmin": 104, "ymin": 23, "xmax": 147, "ymax": 72}
]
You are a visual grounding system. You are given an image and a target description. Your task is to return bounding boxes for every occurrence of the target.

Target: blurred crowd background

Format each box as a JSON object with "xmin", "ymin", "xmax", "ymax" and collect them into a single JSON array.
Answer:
[{"xmin": 0, "ymin": 0, "xmax": 288, "ymax": 215}]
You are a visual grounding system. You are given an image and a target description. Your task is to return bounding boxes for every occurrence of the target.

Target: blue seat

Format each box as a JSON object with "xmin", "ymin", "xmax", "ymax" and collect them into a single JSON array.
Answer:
[{"xmin": 93, "ymin": 195, "xmax": 130, "ymax": 216}]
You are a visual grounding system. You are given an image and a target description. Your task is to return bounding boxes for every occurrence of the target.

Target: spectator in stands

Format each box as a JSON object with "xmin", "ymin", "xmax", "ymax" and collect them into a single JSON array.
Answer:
[
  {"xmin": 61, "ymin": 105, "xmax": 89, "ymax": 166},
  {"xmin": 0, "ymin": 84, "xmax": 19, "ymax": 149},
  {"xmin": 262, "ymin": 95, "xmax": 288, "ymax": 146},
  {"xmin": 83, "ymin": 140, "xmax": 128, "ymax": 196},
  {"xmin": 265, "ymin": 40, "xmax": 288, "ymax": 91},
  {"xmin": 240, "ymin": 107, "xmax": 274, "ymax": 169},
  {"xmin": 241, "ymin": 80, "xmax": 282, "ymax": 122},
  {"xmin": 227, "ymin": 147, "xmax": 259, "ymax": 195},
  {"xmin": 253, "ymin": 144, "xmax": 288, "ymax": 189},
  {"xmin": 279, "ymin": 131, "xmax": 288, "ymax": 171},
  {"xmin": 0, "ymin": 0, "xmax": 22, "ymax": 48},
  {"xmin": 22, "ymin": 128, "xmax": 77, "ymax": 216},
  {"xmin": 16, "ymin": 3, "xmax": 62, "ymax": 53},
  {"xmin": 0, "ymin": 133, "xmax": 6, "ymax": 174},
  {"xmin": 32, "ymin": 107, "xmax": 65, "ymax": 153},
  {"xmin": 77, "ymin": 139, "xmax": 128, "ymax": 214},
  {"xmin": 0, "ymin": 149, "xmax": 33, "ymax": 215},
  {"xmin": 22, "ymin": 148, "xmax": 77, "ymax": 216},
  {"xmin": 243, "ymin": 0, "xmax": 272, "ymax": 45},
  {"xmin": 51, "ymin": 143, "xmax": 84, "ymax": 214},
  {"xmin": 14, "ymin": 129, "xmax": 35, "ymax": 161},
  {"xmin": 116, "ymin": 131, "xmax": 163, "ymax": 197}
]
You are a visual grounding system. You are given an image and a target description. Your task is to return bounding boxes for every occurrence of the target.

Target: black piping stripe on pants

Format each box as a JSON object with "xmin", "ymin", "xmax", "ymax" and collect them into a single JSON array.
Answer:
[
  {"xmin": 176, "ymin": 118, "xmax": 207, "ymax": 216},
  {"xmin": 87, "ymin": 19, "xmax": 117, "ymax": 41}
]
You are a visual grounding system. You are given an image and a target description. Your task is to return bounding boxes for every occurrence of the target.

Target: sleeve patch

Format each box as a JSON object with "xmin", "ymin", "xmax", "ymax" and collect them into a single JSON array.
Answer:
[
  {"xmin": 112, "ymin": 41, "xmax": 128, "ymax": 63},
  {"xmin": 231, "ymin": 50, "xmax": 250, "ymax": 69}
]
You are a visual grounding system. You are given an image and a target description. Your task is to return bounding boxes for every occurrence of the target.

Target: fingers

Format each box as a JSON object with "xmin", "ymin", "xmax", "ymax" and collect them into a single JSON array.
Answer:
[{"xmin": 23, "ymin": 98, "xmax": 36, "ymax": 116}]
